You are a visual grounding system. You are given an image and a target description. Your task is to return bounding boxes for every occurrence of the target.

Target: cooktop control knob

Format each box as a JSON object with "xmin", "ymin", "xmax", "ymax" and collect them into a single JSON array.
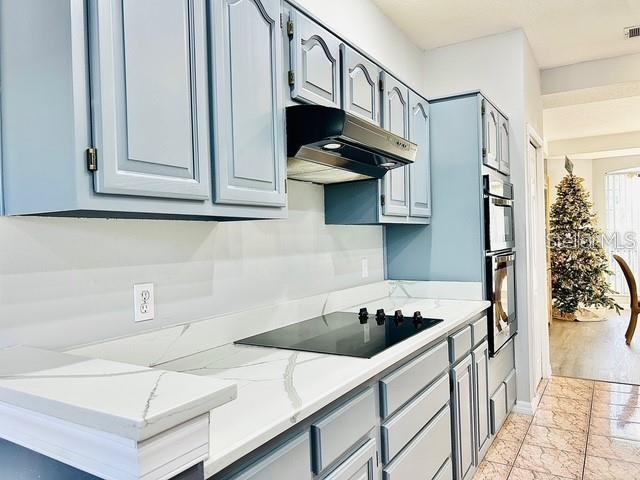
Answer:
[
  {"xmin": 394, "ymin": 310, "xmax": 404, "ymax": 324},
  {"xmin": 413, "ymin": 311, "xmax": 423, "ymax": 327},
  {"xmin": 375, "ymin": 309, "xmax": 386, "ymax": 325},
  {"xmin": 359, "ymin": 307, "xmax": 369, "ymax": 324}
]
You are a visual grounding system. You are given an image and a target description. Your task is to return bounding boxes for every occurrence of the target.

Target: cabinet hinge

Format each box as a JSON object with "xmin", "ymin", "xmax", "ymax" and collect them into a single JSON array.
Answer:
[
  {"xmin": 482, "ymin": 147, "xmax": 487, "ymax": 158},
  {"xmin": 380, "ymin": 194, "xmax": 385, "ymax": 206},
  {"xmin": 379, "ymin": 78, "xmax": 384, "ymax": 92},
  {"xmin": 279, "ymin": 13, "xmax": 283, "ymax": 29},
  {"xmin": 288, "ymin": 70, "xmax": 295, "ymax": 86},
  {"xmin": 481, "ymin": 101, "xmax": 486, "ymax": 115},
  {"xmin": 86, "ymin": 147, "xmax": 98, "ymax": 172},
  {"xmin": 284, "ymin": 178, "xmax": 288, "ymax": 194},
  {"xmin": 287, "ymin": 20, "xmax": 294, "ymax": 37}
]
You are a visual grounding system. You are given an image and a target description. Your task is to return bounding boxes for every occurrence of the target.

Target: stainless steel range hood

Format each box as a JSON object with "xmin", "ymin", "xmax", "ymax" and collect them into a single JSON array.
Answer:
[{"xmin": 286, "ymin": 105, "xmax": 417, "ymax": 184}]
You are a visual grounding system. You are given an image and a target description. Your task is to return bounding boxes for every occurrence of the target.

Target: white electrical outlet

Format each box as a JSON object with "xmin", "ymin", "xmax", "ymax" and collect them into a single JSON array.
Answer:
[
  {"xmin": 133, "ymin": 283, "xmax": 154, "ymax": 322},
  {"xmin": 361, "ymin": 257, "xmax": 369, "ymax": 279}
]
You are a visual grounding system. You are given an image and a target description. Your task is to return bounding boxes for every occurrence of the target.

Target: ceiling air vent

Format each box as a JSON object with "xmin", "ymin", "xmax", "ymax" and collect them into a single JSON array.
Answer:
[{"xmin": 625, "ymin": 25, "xmax": 640, "ymax": 39}]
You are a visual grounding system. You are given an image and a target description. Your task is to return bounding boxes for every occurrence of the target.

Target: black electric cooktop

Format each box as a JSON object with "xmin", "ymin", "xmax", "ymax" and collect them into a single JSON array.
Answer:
[{"xmin": 235, "ymin": 309, "xmax": 444, "ymax": 358}]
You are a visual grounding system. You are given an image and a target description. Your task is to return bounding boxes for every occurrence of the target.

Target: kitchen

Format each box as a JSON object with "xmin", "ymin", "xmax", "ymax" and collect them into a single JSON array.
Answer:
[{"xmin": 0, "ymin": 0, "xmax": 539, "ymax": 479}]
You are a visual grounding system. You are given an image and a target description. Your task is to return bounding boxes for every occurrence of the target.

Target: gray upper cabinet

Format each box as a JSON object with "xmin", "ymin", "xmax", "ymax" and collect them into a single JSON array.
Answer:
[
  {"xmin": 210, "ymin": 0, "xmax": 286, "ymax": 207},
  {"xmin": 88, "ymin": 0, "xmax": 211, "ymax": 200},
  {"xmin": 287, "ymin": 9, "xmax": 341, "ymax": 108},
  {"xmin": 451, "ymin": 355, "xmax": 475, "ymax": 480},
  {"xmin": 341, "ymin": 45, "xmax": 381, "ymax": 125},
  {"xmin": 380, "ymin": 73, "xmax": 410, "ymax": 217},
  {"xmin": 408, "ymin": 91, "xmax": 431, "ymax": 218},
  {"xmin": 481, "ymin": 100, "xmax": 500, "ymax": 172},
  {"xmin": 498, "ymin": 115, "xmax": 510, "ymax": 175}
]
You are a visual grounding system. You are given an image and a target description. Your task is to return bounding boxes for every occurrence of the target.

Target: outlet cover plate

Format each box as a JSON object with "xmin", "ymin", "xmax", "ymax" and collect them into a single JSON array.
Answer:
[{"xmin": 133, "ymin": 283, "xmax": 154, "ymax": 322}]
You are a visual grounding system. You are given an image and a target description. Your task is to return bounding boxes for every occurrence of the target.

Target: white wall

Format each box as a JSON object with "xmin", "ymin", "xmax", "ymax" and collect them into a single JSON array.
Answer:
[
  {"xmin": 0, "ymin": 0, "xmax": 428, "ymax": 350},
  {"xmin": 0, "ymin": 181, "xmax": 384, "ymax": 349},
  {"xmin": 423, "ymin": 29, "xmax": 544, "ymax": 407}
]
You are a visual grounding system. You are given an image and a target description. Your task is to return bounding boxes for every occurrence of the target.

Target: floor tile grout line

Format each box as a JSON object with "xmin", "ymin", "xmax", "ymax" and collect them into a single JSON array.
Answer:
[{"xmin": 580, "ymin": 381, "xmax": 596, "ymax": 480}]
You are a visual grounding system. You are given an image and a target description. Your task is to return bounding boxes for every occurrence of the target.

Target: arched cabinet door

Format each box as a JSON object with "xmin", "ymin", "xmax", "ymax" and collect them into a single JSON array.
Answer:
[
  {"xmin": 88, "ymin": 0, "xmax": 211, "ymax": 200},
  {"xmin": 381, "ymin": 72, "xmax": 410, "ymax": 217},
  {"xmin": 482, "ymin": 100, "xmax": 500, "ymax": 171},
  {"xmin": 287, "ymin": 9, "xmax": 341, "ymax": 108},
  {"xmin": 210, "ymin": 0, "xmax": 286, "ymax": 207},
  {"xmin": 499, "ymin": 117, "xmax": 510, "ymax": 175},
  {"xmin": 408, "ymin": 91, "xmax": 431, "ymax": 218},
  {"xmin": 340, "ymin": 45, "xmax": 381, "ymax": 125}
]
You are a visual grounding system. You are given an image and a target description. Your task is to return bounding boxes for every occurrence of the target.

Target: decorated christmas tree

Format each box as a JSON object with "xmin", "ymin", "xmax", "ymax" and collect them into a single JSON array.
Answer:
[{"xmin": 549, "ymin": 173, "xmax": 620, "ymax": 316}]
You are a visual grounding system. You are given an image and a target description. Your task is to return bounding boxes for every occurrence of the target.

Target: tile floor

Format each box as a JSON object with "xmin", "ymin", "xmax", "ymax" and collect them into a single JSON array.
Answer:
[{"xmin": 474, "ymin": 376, "xmax": 640, "ymax": 480}]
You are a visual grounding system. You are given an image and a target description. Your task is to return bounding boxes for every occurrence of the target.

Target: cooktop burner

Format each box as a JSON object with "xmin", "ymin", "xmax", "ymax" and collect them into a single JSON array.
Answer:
[{"xmin": 235, "ymin": 308, "xmax": 444, "ymax": 358}]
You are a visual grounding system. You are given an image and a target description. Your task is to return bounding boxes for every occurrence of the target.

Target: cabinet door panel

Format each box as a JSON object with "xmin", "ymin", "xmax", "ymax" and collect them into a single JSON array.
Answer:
[
  {"xmin": 499, "ymin": 116, "xmax": 510, "ymax": 175},
  {"xmin": 381, "ymin": 73, "xmax": 410, "ymax": 217},
  {"xmin": 288, "ymin": 10, "xmax": 341, "ymax": 108},
  {"xmin": 211, "ymin": 0, "xmax": 286, "ymax": 207},
  {"xmin": 452, "ymin": 355, "xmax": 475, "ymax": 480},
  {"xmin": 408, "ymin": 91, "xmax": 430, "ymax": 218},
  {"xmin": 341, "ymin": 45, "xmax": 381, "ymax": 125},
  {"xmin": 89, "ymin": 0, "xmax": 210, "ymax": 199},
  {"xmin": 473, "ymin": 342, "xmax": 491, "ymax": 460},
  {"xmin": 231, "ymin": 433, "xmax": 312, "ymax": 479},
  {"xmin": 325, "ymin": 438, "xmax": 377, "ymax": 480},
  {"xmin": 482, "ymin": 100, "xmax": 499, "ymax": 171}
]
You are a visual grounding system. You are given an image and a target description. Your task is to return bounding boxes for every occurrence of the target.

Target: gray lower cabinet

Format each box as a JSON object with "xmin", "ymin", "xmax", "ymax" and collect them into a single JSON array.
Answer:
[
  {"xmin": 210, "ymin": 0, "xmax": 287, "ymax": 208},
  {"xmin": 472, "ymin": 342, "xmax": 491, "ymax": 461},
  {"xmin": 324, "ymin": 438, "xmax": 377, "ymax": 480},
  {"xmin": 227, "ymin": 433, "xmax": 312, "ymax": 479},
  {"xmin": 383, "ymin": 407, "xmax": 452, "ymax": 480},
  {"xmin": 286, "ymin": 8, "xmax": 341, "ymax": 108},
  {"xmin": 451, "ymin": 354, "xmax": 475, "ymax": 480},
  {"xmin": 88, "ymin": 0, "xmax": 211, "ymax": 200}
]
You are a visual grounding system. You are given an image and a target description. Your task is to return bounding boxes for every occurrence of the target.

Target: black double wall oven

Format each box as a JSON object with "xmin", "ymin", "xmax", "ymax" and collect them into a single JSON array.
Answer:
[{"xmin": 484, "ymin": 174, "xmax": 517, "ymax": 356}]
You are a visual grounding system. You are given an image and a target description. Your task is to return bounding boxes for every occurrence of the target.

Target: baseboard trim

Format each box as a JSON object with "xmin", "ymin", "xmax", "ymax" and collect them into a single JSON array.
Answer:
[{"xmin": 512, "ymin": 399, "xmax": 537, "ymax": 416}]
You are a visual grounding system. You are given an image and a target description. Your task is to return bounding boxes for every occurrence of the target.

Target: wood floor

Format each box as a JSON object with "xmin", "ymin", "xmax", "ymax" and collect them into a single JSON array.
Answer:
[{"xmin": 550, "ymin": 307, "xmax": 640, "ymax": 384}]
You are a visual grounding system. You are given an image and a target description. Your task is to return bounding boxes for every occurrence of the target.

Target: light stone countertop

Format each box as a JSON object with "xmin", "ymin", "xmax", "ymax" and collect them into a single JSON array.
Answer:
[{"xmin": 0, "ymin": 346, "xmax": 237, "ymax": 441}]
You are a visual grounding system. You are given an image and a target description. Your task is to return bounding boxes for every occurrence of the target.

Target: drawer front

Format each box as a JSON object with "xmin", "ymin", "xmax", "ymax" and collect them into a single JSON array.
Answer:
[
  {"xmin": 311, "ymin": 388, "xmax": 376, "ymax": 473},
  {"xmin": 490, "ymin": 383, "xmax": 508, "ymax": 435},
  {"xmin": 383, "ymin": 407, "xmax": 451, "ymax": 480},
  {"xmin": 488, "ymin": 338, "xmax": 515, "ymax": 395},
  {"xmin": 433, "ymin": 458, "xmax": 453, "ymax": 480},
  {"xmin": 324, "ymin": 438, "xmax": 377, "ymax": 480},
  {"xmin": 505, "ymin": 369, "xmax": 517, "ymax": 409},
  {"xmin": 471, "ymin": 316, "xmax": 488, "ymax": 346},
  {"xmin": 231, "ymin": 433, "xmax": 312, "ymax": 479},
  {"xmin": 381, "ymin": 374, "xmax": 449, "ymax": 464},
  {"xmin": 449, "ymin": 326, "xmax": 472, "ymax": 364},
  {"xmin": 380, "ymin": 341, "xmax": 448, "ymax": 418}
]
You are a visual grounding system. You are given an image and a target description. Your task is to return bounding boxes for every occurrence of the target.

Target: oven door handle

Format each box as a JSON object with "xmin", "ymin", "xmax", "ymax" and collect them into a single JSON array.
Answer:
[
  {"xmin": 494, "ymin": 253, "xmax": 515, "ymax": 264},
  {"xmin": 491, "ymin": 198, "xmax": 513, "ymax": 207}
]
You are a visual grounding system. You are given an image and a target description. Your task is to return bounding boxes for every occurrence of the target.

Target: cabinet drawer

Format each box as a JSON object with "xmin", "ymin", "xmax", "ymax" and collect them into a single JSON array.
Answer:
[
  {"xmin": 325, "ymin": 438, "xmax": 376, "ymax": 480},
  {"xmin": 471, "ymin": 317, "xmax": 488, "ymax": 346},
  {"xmin": 488, "ymin": 338, "xmax": 515, "ymax": 395},
  {"xmin": 490, "ymin": 383, "xmax": 508, "ymax": 435},
  {"xmin": 383, "ymin": 407, "xmax": 451, "ymax": 480},
  {"xmin": 380, "ymin": 341, "xmax": 448, "ymax": 418},
  {"xmin": 381, "ymin": 374, "xmax": 449, "ymax": 464},
  {"xmin": 433, "ymin": 458, "xmax": 453, "ymax": 480},
  {"xmin": 230, "ymin": 433, "xmax": 312, "ymax": 479},
  {"xmin": 505, "ymin": 370, "xmax": 517, "ymax": 410},
  {"xmin": 311, "ymin": 388, "xmax": 376, "ymax": 474},
  {"xmin": 449, "ymin": 326, "xmax": 472, "ymax": 364}
]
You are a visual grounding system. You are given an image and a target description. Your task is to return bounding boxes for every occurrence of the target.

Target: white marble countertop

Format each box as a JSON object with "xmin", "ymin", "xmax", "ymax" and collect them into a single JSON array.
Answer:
[
  {"xmin": 66, "ymin": 281, "xmax": 488, "ymax": 476},
  {"xmin": 0, "ymin": 346, "xmax": 237, "ymax": 441},
  {"xmin": 157, "ymin": 296, "xmax": 490, "ymax": 476}
]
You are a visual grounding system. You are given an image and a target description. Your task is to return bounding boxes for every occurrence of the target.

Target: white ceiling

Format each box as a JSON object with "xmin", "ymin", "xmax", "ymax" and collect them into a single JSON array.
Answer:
[
  {"xmin": 371, "ymin": 0, "xmax": 640, "ymax": 68},
  {"xmin": 543, "ymin": 96, "xmax": 640, "ymax": 141}
]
